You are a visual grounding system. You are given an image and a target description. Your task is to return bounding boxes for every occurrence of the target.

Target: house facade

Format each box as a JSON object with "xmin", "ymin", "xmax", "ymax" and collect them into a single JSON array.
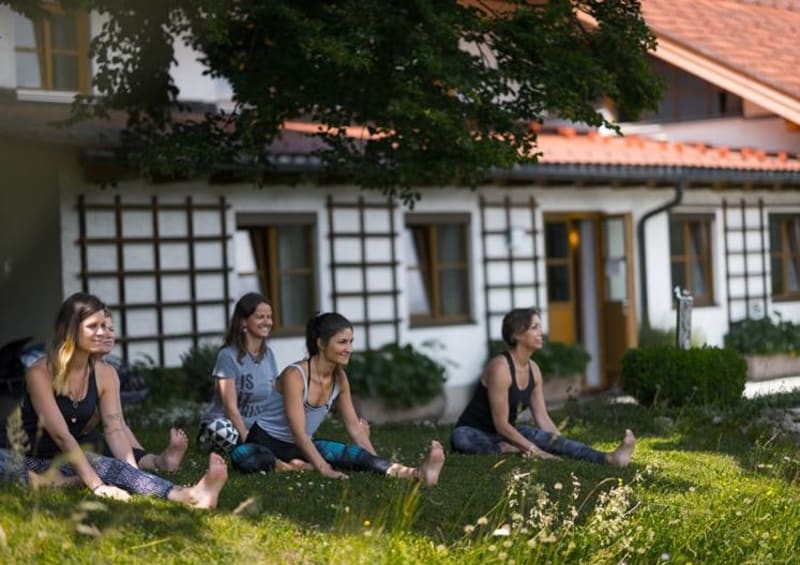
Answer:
[{"xmin": 2, "ymin": 1, "xmax": 800, "ymax": 419}]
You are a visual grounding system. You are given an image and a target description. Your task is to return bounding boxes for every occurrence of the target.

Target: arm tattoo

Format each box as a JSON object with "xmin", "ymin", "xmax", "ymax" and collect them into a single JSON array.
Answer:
[{"xmin": 102, "ymin": 412, "xmax": 123, "ymax": 427}]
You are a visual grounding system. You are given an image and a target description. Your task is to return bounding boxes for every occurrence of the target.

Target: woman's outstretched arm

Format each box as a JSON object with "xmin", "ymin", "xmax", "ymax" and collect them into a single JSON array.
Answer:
[
  {"xmin": 335, "ymin": 372, "xmax": 377, "ymax": 456},
  {"xmin": 96, "ymin": 363, "xmax": 138, "ymax": 467},
  {"xmin": 528, "ymin": 361, "xmax": 560, "ymax": 435}
]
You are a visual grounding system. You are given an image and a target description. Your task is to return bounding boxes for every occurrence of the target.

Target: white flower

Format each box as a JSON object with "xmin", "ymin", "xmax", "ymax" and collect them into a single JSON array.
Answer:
[{"xmin": 492, "ymin": 525, "xmax": 511, "ymax": 537}]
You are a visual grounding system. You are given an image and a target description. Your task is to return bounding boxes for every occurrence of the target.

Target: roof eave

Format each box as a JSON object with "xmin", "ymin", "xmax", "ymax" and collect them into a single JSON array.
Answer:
[{"xmin": 651, "ymin": 36, "xmax": 800, "ymax": 125}]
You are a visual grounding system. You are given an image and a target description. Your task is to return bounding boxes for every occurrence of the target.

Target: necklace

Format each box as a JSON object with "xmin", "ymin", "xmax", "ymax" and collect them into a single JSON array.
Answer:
[{"xmin": 67, "ymin": 364, "xmax": 90, "ymax": 424}]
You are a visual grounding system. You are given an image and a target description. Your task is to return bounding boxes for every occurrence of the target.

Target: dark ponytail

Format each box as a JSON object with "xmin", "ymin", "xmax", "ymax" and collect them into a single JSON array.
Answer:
[{"xmin": 305, "ymin": 312, "xmax": 353, "ymax": 357}]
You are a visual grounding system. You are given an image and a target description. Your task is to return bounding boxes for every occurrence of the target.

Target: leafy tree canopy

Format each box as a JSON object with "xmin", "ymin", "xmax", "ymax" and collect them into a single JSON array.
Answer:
[{"xmin": 5, "ymin": 0, "xmax": 663, "ymax": 204}]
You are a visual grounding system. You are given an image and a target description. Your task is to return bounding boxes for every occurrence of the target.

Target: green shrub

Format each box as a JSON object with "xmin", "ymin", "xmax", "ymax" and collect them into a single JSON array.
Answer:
[
  {"xmin": 346, "ymin": 341, "xmax": 448, "ymax": 408},
  {"xmin": 180, "ymin": 342, "xmax": 221, "ymax": 402},
  {"xmin": 724, "ymin": 316, "xmax": 800, "ymax": 354},
  {"xmin": 488, "ymin": 339, "xmax": 591, "ymax": 378},
  {"xmin": 133, "ymin": 359, "xmax": 191, "ymax": 405},
  {"xmin": 133, "ymin": 341, "xmax": 220, "ymax": 405},
  {"xmin": 621, "ymin": 345, "xmax": 746, "ymax": 407}
]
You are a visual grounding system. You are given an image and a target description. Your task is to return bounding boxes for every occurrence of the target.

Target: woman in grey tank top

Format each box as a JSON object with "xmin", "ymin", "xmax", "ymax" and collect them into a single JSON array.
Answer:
[{"xmin": 247, "ymin": 312, "xmax": 445, "ymax": 485}]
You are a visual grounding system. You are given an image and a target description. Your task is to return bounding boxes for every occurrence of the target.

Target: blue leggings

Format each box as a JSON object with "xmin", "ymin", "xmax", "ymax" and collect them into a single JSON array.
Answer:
[
  {"xmin": 246, "ymin": 424, "xmax": 392, "ymax": 474},
  {"xmin": 450, "ymin": 424, "xmax": 607, "ymax": 464},
  {"xmin": 0, "ymin": 448, "xmax": 174, "ymax": 497}
]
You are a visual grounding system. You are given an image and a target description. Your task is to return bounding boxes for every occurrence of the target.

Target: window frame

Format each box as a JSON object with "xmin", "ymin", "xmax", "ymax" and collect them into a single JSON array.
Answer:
[
  {"xmin": 405, "ymin": 213, "xmax": 472, "ymax": 327},
  {"xmin": 669, "ymin": 213, "xmax": 715, "ymax": 307},
  {"xmin": 236, "ymin": 213, "xmax": 318, "ymax": 337},
  {"xmin": 14, "ymin": 7, "xmax": 91, "ymax": 93},
  {"xmin": 623, "ymin": 57, "xmax": 743, "ymax": 124},
  {"xmin": 769, "ymin": 214, "xmax": 800, "ymax": 302}
]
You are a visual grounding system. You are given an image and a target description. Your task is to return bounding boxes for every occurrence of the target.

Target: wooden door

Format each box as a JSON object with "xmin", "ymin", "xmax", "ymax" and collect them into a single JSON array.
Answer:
[{"xmin": 601, "ymin": 214, "xmax": 637, "ymax": 384}]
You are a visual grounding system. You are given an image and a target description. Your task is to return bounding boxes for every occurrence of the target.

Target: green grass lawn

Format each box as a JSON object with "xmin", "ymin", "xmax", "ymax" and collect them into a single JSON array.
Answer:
[{"xmin": 2, "ymin": 393, "xmax": 800, "ymax": 564}]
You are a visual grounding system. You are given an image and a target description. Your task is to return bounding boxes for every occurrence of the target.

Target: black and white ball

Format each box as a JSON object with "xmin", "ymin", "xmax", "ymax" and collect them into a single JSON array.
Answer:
[{"xmin": 199, "ymin": 417, "xmax": 240, "ymax": 454}]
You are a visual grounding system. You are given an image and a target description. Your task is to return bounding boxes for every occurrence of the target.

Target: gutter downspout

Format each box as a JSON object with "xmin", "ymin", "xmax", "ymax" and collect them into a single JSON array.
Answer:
[{"xmin": 637, "ymin": 176, "xmax": 686, "ymax": 329}]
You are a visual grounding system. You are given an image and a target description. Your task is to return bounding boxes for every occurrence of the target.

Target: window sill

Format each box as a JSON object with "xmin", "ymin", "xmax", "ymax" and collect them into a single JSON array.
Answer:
[
  {"xmin": 16, "ymin": 89, "xmax": 81, "ymax": 104},
  {"xmin": 771, "ymin": 296, "xmax": 800, "ymax": 303},
  {"xmin": 409, "ymin": 317, "xmax": 476, "ymax": 329}
]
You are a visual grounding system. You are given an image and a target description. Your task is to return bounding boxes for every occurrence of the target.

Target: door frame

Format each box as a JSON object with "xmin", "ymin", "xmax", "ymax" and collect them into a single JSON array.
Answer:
[{"xmin": 543, "ymin": 211, "xmax": 637, "ymax": 389}]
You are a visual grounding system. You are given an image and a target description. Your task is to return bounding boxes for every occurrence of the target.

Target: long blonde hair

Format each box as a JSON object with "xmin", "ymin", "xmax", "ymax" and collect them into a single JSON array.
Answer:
[{"xmin": 47, "ymin": 292, "xmax": 106, "ymax": 395}]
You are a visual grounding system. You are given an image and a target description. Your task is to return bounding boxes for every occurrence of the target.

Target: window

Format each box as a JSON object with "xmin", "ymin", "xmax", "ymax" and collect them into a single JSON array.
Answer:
[
  {"xmin": 14, "ymin": 9, "xmax": 90, "ymax": 92},
  {"xmin": 769, "ymin": 215, "xmax": 800, "ymax": 301},
  {"xmin": 669, "ymin": 215, "xmax": 714, "ymax": 306},
  {"xmin": 405, "ymin": 214, "xmax": 471, "ymax": 325},
  {"xmin": 236, "ymin": 214, "xmax": 317, "ymax": 335},
  {"xmin": 621, "ymin": 58, "xmax": 743, "ymax": 123}
]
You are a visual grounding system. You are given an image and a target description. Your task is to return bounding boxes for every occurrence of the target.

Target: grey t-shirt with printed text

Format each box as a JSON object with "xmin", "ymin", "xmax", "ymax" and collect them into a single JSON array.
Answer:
[{"xmin": 201, "ymin": 345, "xmax": 278, "ymax": 430}]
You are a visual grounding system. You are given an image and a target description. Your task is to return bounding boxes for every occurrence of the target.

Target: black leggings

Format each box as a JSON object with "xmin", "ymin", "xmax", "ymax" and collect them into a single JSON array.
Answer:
[{"xmin": 246, "ymin": 423, "xmax": 392, "ymax": 475}]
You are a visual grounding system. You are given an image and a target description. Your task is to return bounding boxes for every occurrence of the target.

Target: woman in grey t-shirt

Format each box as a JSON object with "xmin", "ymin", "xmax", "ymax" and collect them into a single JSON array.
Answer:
[{"xmin": 200, "ymin": 293, "xmax": 278, "ymax": 443}]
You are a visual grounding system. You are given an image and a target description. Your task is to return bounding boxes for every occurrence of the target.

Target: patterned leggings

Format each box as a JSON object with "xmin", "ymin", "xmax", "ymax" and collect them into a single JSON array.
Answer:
[
  {"xmin": 0, "ymin": 448, "xmax": 174, "ymax": 498},
  {"xmin": 246, "ymin": 424, "xmax": 392, "ymax": 474},
  {"xmin": 450, "ymin": 424, "xmax": 607, "ymax": 464}
]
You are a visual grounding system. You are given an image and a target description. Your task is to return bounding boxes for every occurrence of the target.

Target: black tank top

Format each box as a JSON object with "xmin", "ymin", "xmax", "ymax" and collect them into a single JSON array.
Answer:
[
  {"xmin": 456, "ymin": 351, "xmax": 535, "ymax": 433},
  {"xmin": 17, "ymin": 364, "xmax": 99, "ymax": 459}
]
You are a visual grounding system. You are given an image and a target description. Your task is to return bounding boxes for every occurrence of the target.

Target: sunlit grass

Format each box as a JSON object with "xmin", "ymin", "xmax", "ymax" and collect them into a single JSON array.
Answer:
[{"xmin": 2, "ymin": 392, "xmax": 800, "ymax": 563}]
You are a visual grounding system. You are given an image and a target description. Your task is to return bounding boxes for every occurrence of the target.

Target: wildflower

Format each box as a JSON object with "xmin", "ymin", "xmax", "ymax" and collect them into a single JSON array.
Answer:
[
  {"xmin": 526, "ymin": 538, "xmax": 536, "ymax": 548},
  {"xmin": 492, "ymin": 525, "xmax": 511, "ymax": 537},
  {"xmin": 503, "ymin": 540, "xmax": 512, "ymax": 548},
  {"xmin": 660, "ymin": 553, "xmax": 670, "ymax": 561},
  {"xmin": 688, "ymin": 486, "xmax": 695, "ymax": 493},
  {"xmin": 436, "ymin": 544, "xmax": 447, "ymax": 554},
  {"xmin": 498, "ymin": 552, "xmax": 508, "ymax": 561},
  {"xmin": 488, "ymin": 544, "xmax": 497, "ymax": 552},
  {"xmin": 553, "ymin": 482, "xmax": 563, "ymax": 491},
  {"xmin": 477, "ymin": 516, "xmax": 489, "ymax": 526},
  {"xmin": 363, "ymin": 520, "xmax": 371, "ymax": 528},
  {"xmin": 463, "ymin": 525, "xmax": 475, "ymax": 534}
]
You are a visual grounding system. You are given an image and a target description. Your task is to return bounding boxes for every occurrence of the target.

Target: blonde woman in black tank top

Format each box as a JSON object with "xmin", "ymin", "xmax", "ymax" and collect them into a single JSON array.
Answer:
[
  {"xmin": 451, "ymin": 308, "xmax": 636, "ymax": 467},
  {"xmin": 1, "ymin": 293, "xmax": 229, "ymax": 508}
]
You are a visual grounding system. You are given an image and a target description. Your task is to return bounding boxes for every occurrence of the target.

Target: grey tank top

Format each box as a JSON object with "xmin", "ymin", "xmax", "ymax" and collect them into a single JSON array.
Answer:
[{"xmin": 253, "ymin": 361, "xmax": 341, "ymax": 444}]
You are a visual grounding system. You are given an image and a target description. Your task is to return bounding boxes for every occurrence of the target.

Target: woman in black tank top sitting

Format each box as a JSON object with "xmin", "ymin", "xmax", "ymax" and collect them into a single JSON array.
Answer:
[
  {"xmin": 450, "ymin": 307, "xmax": 635, "ymax": 467},
  {"xmin": 0, "ymin": 292, "xmax": 227, "ymax": 507}
]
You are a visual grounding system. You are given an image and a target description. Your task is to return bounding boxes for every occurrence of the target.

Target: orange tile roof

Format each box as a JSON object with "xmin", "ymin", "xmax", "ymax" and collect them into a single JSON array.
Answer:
[
  {"xmin": 277, "ymin": 121, "xmax": 800, "ymax": 173},
  {"xmin": 641, "ymin": 0, "xmax": 800, "ymax": 99},
  {"xmin": 534, "ymin": 129, "xmax": 800, "ymax": 172}
]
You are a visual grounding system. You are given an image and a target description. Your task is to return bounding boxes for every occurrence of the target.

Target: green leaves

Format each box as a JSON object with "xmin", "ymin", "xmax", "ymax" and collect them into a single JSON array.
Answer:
[
  {"xmin": 621, "ymin": 345, "xmax": 747, "ymax": 407},
  {"xmin": 346, "ymin": 342, "xmax": 448, "ymax": 408},
  {"xmin": 4, "ymin": 0, "xmax": 663, "ymax": 203},
  {"xmin": 724, "ymin": 317, "xmax": 800, "ymax": 355}
]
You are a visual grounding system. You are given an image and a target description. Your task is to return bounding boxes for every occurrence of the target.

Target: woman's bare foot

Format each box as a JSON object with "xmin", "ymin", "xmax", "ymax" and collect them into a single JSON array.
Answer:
[
  {"xmin": 606, "ymin": 429, "xmax": 636, "ymax": 468},
  {"xmin": 157, "ymin": 428, "xmax": 189, "ymax": 472},
  {"xmin": 171, "ymin": 453, "xmax": 228, "ymax": 509},
  {"xmin": 417, "ymin": 441, "xmax": 445, "ymax": 486},
  {"xmin": 275, "ymin": 459, "xmax": 314, "ymax": 472}
]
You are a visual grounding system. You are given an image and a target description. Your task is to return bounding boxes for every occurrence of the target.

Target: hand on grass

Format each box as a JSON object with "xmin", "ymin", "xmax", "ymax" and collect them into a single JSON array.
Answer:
[
  {"xmin": 93, "ymin": 484, "xmax": 131, "ymax": 501},
  {"xmin": 319, "ymin": 465, "xmax": 348, "ymax": 480}
]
